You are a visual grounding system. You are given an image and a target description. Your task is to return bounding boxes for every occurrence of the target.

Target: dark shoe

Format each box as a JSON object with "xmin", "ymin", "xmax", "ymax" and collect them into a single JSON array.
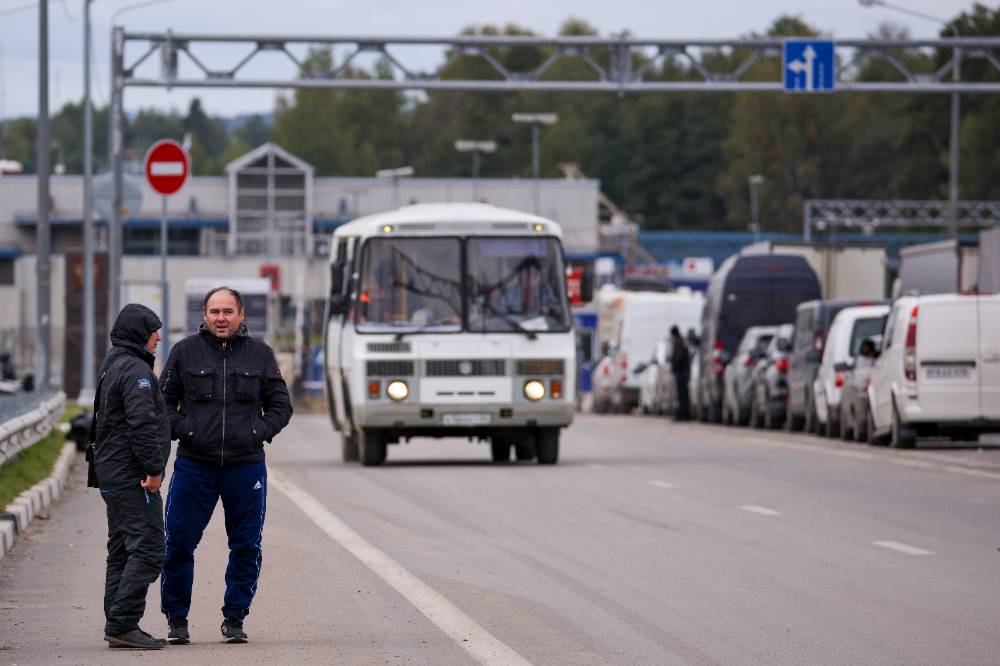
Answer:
[
  {"xmin": 221, "ymin": 617, "xmax": 247, "ymax": 643},
  {"xmin": 167, "ymin": 617, "xmax": 190, "ymax": 645},
  {"xmin": 105, "ymin": 628, "xmax": 165, "ymax": 649}
]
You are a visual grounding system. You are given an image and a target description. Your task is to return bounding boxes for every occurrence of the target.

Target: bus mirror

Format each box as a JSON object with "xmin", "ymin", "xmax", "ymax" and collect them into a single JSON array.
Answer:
[{"xmin": 329, "ymin": 294, "xmax": 350, "ymax": 316}]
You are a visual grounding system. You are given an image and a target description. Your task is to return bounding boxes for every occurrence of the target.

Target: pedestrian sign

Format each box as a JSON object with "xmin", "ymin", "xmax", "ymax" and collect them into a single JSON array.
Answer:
[{"xmin": 783, "ymin": 39, "xmax": 835, "ymax": 93}]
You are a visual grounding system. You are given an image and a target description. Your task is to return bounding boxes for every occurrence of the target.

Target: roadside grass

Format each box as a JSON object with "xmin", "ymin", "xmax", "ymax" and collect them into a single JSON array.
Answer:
[{"xmin": 0, "ymin": 405, "xmax": 83, "ymax": 508}]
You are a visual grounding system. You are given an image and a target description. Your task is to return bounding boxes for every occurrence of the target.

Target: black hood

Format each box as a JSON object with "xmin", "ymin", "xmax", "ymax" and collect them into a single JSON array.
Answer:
[{"xmin": 110, "ymin": 303, "xmax": 161, "ymax": 363}]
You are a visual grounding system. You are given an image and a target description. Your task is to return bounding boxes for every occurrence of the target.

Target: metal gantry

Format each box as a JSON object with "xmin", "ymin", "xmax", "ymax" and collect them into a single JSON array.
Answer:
[
  {"xmin": 106, "ymin": 30, "xmax": 1000, "ymax": 315},
  {"xmin": 115, "ymin": 31, "xmax": 1000, "ymax": 93},
  {"xmin": 803, "ymin": 199, "xmax": 1000, "ymax": 240}
]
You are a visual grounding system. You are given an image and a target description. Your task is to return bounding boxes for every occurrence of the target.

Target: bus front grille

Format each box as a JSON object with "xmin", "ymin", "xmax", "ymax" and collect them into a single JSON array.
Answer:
[
  {"xmin": 425, "ymin": 359, "xmax": 506, "ymax": 377},
  {"xmin": 366, "ymin": 360, "xmax": 415, "ymax": 376}
]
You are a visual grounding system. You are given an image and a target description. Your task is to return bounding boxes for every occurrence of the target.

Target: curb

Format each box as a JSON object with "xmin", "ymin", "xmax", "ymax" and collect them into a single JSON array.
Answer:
[{"xmin": 0, "ymin": 442, "xmax": 79, "ymax": 562}]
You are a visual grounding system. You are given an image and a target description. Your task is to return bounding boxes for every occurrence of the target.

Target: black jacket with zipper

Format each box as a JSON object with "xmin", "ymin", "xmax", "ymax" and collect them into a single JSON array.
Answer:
[
  {"xmin": 93, "ymin": 304, "xmax": 171, "ymax": 490},
  {"xmin": 160, "ymin": 322, "xmax": 293, "ymax": 467}
]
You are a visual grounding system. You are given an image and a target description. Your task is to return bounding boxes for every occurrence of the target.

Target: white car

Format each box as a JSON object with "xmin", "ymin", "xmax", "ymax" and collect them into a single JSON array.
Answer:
[
  {"xmin": 813, "ymin": 304, "xmax": 889, "ymax": 438},
  {"xmin": 867, "ymin": 293, "xmax": 1000, "ymax": 447},
  {"xmin": 638, "ymin": 340, "xmax": 672, "ymax": 415}
]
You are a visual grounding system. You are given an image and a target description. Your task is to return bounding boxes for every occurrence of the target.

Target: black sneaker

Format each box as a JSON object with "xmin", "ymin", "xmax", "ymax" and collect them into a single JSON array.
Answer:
[
  {"xmin": 167, "ymin": 617, "xmax": 190, "ymax": 645},
  {"xmin": 105, "ymin": 628, "xmax": 165, "ymax": 649},
  {"xmin": 221, "ymin": 617, "xmax": 247, "ymax": 644}
]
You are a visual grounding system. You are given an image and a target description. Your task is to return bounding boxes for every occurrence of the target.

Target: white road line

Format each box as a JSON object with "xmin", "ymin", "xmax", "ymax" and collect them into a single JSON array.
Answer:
[
  {"xmin": 739, "ymin": 504, "xmax": 782, "ymax": 516},
  {"xmin": 646, "ymin": 480, "xmax": 676, "ymax": 489},
  {"xmin": 270, "ymin": 470, "xmax": 531, "ymax": 666},
  {"xmin": 587, "ymin": 463, "xmax": 608, "ymax": 470},
  {"xmin": 873, "ymin": 540, "xmax": 935, "ymax": 556}
]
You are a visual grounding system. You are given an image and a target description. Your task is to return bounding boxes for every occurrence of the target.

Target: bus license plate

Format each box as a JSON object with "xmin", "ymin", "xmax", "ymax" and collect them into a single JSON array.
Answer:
[
  {"xmin": 925, "ymin": 365, "xmax": 971, "ymax": 380},
  {"xmin": 442, "ymin": 413, "xmax": 492, "ymax": 426}
]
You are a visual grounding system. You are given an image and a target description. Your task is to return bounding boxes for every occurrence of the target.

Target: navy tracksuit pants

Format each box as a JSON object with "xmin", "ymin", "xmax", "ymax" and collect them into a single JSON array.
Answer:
[{"xmin": 160, "ymin": 456, "xmax": 267, "ymax": 620}]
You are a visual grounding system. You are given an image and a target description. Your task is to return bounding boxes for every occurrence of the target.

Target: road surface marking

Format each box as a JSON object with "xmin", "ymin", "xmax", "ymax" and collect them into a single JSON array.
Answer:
[
  {"xmin": 647, "ymin": 480, "xmax": 676, "ymax": 489},
  {"xmin": 587, "ymin": 463, "xmax": 608, "ymax": 470},
  {"xmin": 740, "ymin": 505, "xmax": 782, "ymax": 516},
  {"xmin": 270, "ymin": 470, "xmax": 531, "ymax": 666},
  {"xmin": 873, "ymin": 540, "xmax": 935, "ymax": 556},
  {"xmin": 149, "ymin": 161, "xmax": 185, "ymax": 176}
]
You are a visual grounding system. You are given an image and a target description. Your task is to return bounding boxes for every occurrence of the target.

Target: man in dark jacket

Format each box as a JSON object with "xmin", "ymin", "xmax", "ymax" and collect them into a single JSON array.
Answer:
[
  {"xmin": 159, "ymin": 286, "xmax": 292, "ymax": 644},
  {"xmin": 92, "ymin": 303, "xmax": 170, "ymax": 649},
  {"xmin": 669, "ymin": 326, "xmax": 692, "ymax": 421}
]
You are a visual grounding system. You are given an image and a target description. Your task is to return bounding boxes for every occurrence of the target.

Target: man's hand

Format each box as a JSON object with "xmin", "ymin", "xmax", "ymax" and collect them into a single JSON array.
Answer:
[{"xmin": 140, "ymin": 474, "xmax": 162, "ymax": 493}]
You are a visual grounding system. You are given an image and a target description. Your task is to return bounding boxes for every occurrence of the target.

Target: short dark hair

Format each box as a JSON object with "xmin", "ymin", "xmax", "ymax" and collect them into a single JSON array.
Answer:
[{"xmin": 203, "ymin": 286, "xmax": 244, "ymax": 312}]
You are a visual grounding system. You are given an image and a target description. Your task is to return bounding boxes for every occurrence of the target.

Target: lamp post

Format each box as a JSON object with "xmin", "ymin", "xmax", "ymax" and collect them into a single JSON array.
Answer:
[
  {"xmin": 36, "ymin": 0, "xmax": 51, "ymax": 391},
  {"xmin": 859, "ymin": 0, "xmax": 961, "ymax": 238},
  {"xmin": 454, "ymin": 139, "xmax": 497, "ymax": 200},
  {"xmin": 512, "ymin": 112, "xmax": 557, "ymax": 213},
  {"xmin": 374, "ymin": 166, "xmax": 415, "ymax": 209},
  {"xmin": 747, "ymin": 174, "xmax": 764, "ymax": 242},
  {"xmin": 80, "ymin": 0, "xmax": 96, "ymax": 400}
]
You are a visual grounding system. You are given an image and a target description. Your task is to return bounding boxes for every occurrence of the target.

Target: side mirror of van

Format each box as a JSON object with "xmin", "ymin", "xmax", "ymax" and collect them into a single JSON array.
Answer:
[
  {"xmin": 833, "ymin": 361, "xmax": 850, "ymax": 373},
  {"xmin": 328, "ymin": 294, "xmax": 351, "ymax": 316},
  {"xmin": 634, "ymin": 362, "xmax": 648, "ymax": 374}
]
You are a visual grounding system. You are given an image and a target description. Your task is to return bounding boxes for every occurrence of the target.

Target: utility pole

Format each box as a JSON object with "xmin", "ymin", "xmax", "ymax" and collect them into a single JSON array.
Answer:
[
  {"xmin": 748, "ymin": 174, "xmax": 764, "ymax": 242},
  {"xmin": 36, "ymin": 0, "xmax": 51, "ymax": 391},
  {"xmin": 454, "ymin": 140, "xmax": 497, "ymax": 200},
  {"xmin": 81, "ymin": 0, "xmax": 96, "ymax": 399},
  {"xmin": 512, "ymin": 112, "xmax": 557, "ymax": 213}
]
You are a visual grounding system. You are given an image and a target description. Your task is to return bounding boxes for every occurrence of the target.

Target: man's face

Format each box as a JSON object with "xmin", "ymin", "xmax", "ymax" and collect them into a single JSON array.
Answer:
[
  {"xmin": 146, "ymin": 330, "xmax": 161, "ymax": 353},
  {"xmin": 204, "ymin": 291, "xmax": 244, "ymax": 339}
]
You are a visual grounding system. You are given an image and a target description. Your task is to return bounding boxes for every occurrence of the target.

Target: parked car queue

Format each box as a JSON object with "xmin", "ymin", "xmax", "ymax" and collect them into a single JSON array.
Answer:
[{"xmin": 595, "ymin": 254, "xmax": 1000, "ymax": 448}]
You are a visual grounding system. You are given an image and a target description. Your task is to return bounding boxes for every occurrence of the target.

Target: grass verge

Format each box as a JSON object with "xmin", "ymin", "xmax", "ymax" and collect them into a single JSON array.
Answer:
[{"xmin": 0, "ymin": 405, "xmax": 83, "ymax": 508}]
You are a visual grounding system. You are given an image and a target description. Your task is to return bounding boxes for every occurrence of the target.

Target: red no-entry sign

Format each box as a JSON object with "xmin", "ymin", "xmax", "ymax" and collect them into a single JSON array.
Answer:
[{"xmin": 144, "ymin": 139, "xmax": 189, "ymax": 196}]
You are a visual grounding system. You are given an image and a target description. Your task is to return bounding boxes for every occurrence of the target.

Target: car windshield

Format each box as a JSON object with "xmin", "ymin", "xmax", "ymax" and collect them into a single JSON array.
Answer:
[
  {"xmin": 466, "ymin": 237, "xmax": 571, "ymax": 334},
  {"xmin": 356, "ymin": 237, "xmax": 463, "ymax": 332}
]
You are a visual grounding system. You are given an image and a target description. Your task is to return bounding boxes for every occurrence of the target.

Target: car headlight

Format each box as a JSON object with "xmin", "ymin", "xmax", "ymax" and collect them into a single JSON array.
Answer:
[
  {"xmin": 524, "ymin": 380, "xmax": 545, "ymax": 401},
  {"xmin": 386, "ymin": 380, "xmax": 409, "ymax": 401}
]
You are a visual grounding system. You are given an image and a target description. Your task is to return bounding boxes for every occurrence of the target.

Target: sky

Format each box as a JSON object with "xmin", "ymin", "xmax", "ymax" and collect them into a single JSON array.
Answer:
[{"xmin": 0, "ymin": 0, "xmax": 984, "ymax": 120}]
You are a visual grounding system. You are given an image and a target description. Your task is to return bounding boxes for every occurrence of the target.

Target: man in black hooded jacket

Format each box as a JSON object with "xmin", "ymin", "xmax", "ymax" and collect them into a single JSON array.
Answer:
[{"xmin": 91, "ymin": 303, "xmax": 171, "ymax": 649}]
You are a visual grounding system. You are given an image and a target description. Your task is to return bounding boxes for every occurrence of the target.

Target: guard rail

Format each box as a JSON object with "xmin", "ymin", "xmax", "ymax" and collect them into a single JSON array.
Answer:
[{"xmin": 0, "ymin": 392, "xmax": 67, "ymax": 469}]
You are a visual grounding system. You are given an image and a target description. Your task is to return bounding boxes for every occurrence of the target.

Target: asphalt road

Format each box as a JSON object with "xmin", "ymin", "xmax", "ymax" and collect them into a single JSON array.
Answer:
[{"xmin": 2, "ymin": 412, "xmax": 999, "ymax": 665}]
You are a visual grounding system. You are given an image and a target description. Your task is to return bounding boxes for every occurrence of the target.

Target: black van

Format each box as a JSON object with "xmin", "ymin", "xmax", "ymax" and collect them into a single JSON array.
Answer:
[
  {"xmin": 697, "ymin": 254, "xmax": 821, "ymax": 423},
  {"xmin": 785, "ymin": 298, "xmax": 889, "ymax": 432}
]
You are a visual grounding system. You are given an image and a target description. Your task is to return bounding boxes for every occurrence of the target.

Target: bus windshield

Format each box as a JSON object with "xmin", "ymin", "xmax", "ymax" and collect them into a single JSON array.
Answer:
[
  {"xmin": 355, "ymin": 235, "xmax": 571, "ymax": 334},
  {"xmin": 356, "ymin": 237, "xmax": 463, "ymax": 332},
  {"xmin": 466, "ymin": 237, "xmax": 571, "ymax": 334}
]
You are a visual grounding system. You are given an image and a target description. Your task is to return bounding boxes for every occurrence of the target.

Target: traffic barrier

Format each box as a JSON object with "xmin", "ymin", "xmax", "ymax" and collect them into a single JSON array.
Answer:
[{"xmin": 0, "ymin": 392, "xmax": 66, "ymax": 470}]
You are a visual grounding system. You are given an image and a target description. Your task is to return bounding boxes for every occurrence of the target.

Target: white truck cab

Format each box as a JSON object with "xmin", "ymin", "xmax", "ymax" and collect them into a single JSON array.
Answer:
[
  {"xmin": 325, "ymin": 203, "xmax": 575, "ymax": 465},
  {"xmin": 867, "ymin": 293, "xmax": 1000, "ymax": 447}
]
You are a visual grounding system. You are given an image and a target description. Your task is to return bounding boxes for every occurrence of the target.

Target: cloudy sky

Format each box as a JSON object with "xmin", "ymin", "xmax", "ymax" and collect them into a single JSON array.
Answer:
[{"xmin": 0, "ymin": 0, "xmax": 981, "ymax": 119}]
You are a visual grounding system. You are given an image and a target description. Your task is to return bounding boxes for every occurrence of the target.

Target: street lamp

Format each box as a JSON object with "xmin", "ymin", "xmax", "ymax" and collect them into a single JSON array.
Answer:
[
  {"xmin": 374, "ymin": 166, "xmax": 415, "ymax": 208},
  {"xmin": 511, "ymin": 112, "xmax": 557, "ymax": 179},
  {"xmin": 747, "ymin": 174, "xmax": 764, "ymax": 241},
  {"xmin": 512, "ymin": 113, "xmax": 557, "ymax": 213},
  {"xmin": 859, "ymin": 0, "xmax": 961, "ymax": 238},
  {"xmin": 454, "ymin": 140, "xmax": 497, "ymax": 200}
]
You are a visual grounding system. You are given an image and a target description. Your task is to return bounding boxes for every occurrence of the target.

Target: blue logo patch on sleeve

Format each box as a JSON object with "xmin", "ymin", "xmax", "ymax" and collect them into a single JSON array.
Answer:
[{"xmin": 137, "ymin": 378, "xmax": 152, "ymax": 390}]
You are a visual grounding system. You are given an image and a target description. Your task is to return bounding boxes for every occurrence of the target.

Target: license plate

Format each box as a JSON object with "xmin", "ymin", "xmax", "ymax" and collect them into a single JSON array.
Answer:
[
  {"xmin": 442, "ymin": 412, "xmax": 492, "ymax": 426},
  {"xmin": 925, "ymin": 365, "xmax": 971, "ymax": 380}
]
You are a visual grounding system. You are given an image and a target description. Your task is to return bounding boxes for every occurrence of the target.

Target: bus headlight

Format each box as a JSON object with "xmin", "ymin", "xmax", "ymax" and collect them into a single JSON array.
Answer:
[
  {"xmin": 386, "ymin": 380, "xmax": 409, "ymax": 401},
  {"xmin": 524, "ymin": 380, "xmax": 546, "ymax": 401}
]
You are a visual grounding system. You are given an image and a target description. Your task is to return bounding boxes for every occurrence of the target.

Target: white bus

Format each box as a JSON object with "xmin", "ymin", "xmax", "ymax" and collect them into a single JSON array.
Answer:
[{"xmin": 325, "ymin": 203, "xmax": 575, "ymax": 466}]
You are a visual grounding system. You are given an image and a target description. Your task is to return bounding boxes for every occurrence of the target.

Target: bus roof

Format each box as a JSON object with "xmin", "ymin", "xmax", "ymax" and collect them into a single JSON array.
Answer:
[{"xmin": 332, "ymin": 202, "xmax": 564, "ymax": 239}]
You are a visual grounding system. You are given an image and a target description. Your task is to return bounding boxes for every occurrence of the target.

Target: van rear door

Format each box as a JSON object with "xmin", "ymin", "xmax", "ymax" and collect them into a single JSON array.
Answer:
[
  {"xmin": 916, "ymin": 297, "xmax": 980, "ymax": 420},
  {"xmin": 978, "ymin": 295, "xmax": 1000, "ymax": 419}
]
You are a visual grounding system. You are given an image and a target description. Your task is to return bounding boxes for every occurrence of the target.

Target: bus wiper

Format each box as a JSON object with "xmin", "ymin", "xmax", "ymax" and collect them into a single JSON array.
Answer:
[
  {"xmin": 478, "ymin": 298, "xmax": 537, "ymax": 340},
  {"xmin": 394, "ymin": 324, "xmax": 434, "ymax": 341}
]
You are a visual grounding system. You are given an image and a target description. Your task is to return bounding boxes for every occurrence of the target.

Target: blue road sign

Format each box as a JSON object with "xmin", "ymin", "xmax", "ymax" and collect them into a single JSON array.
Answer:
[{"xmin": 783, "ymin": 39, "xmax": 835, "ymax": 93}]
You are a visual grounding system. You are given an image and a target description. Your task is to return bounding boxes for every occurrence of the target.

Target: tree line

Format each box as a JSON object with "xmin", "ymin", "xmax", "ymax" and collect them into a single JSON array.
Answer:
[{"xmin": 1, "ymin": 5, "xmax": 997, "ymax": 233}]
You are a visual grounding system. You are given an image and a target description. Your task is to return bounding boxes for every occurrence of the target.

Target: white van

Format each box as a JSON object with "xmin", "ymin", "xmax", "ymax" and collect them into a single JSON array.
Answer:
[
  {"xmin": 813, "ymin": 304, "xmax": 889, "ymax": 438},
  {"xmin": 604, "ymin": 290, "xmax": 704, "ymax": 412},
  {"xmin": 867, "ymin": 294, "xmax": 1000, "ymax": 447},
  {"xmin": 325, "ymin": 203, "xmax": 575, "ymax": 465}
]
